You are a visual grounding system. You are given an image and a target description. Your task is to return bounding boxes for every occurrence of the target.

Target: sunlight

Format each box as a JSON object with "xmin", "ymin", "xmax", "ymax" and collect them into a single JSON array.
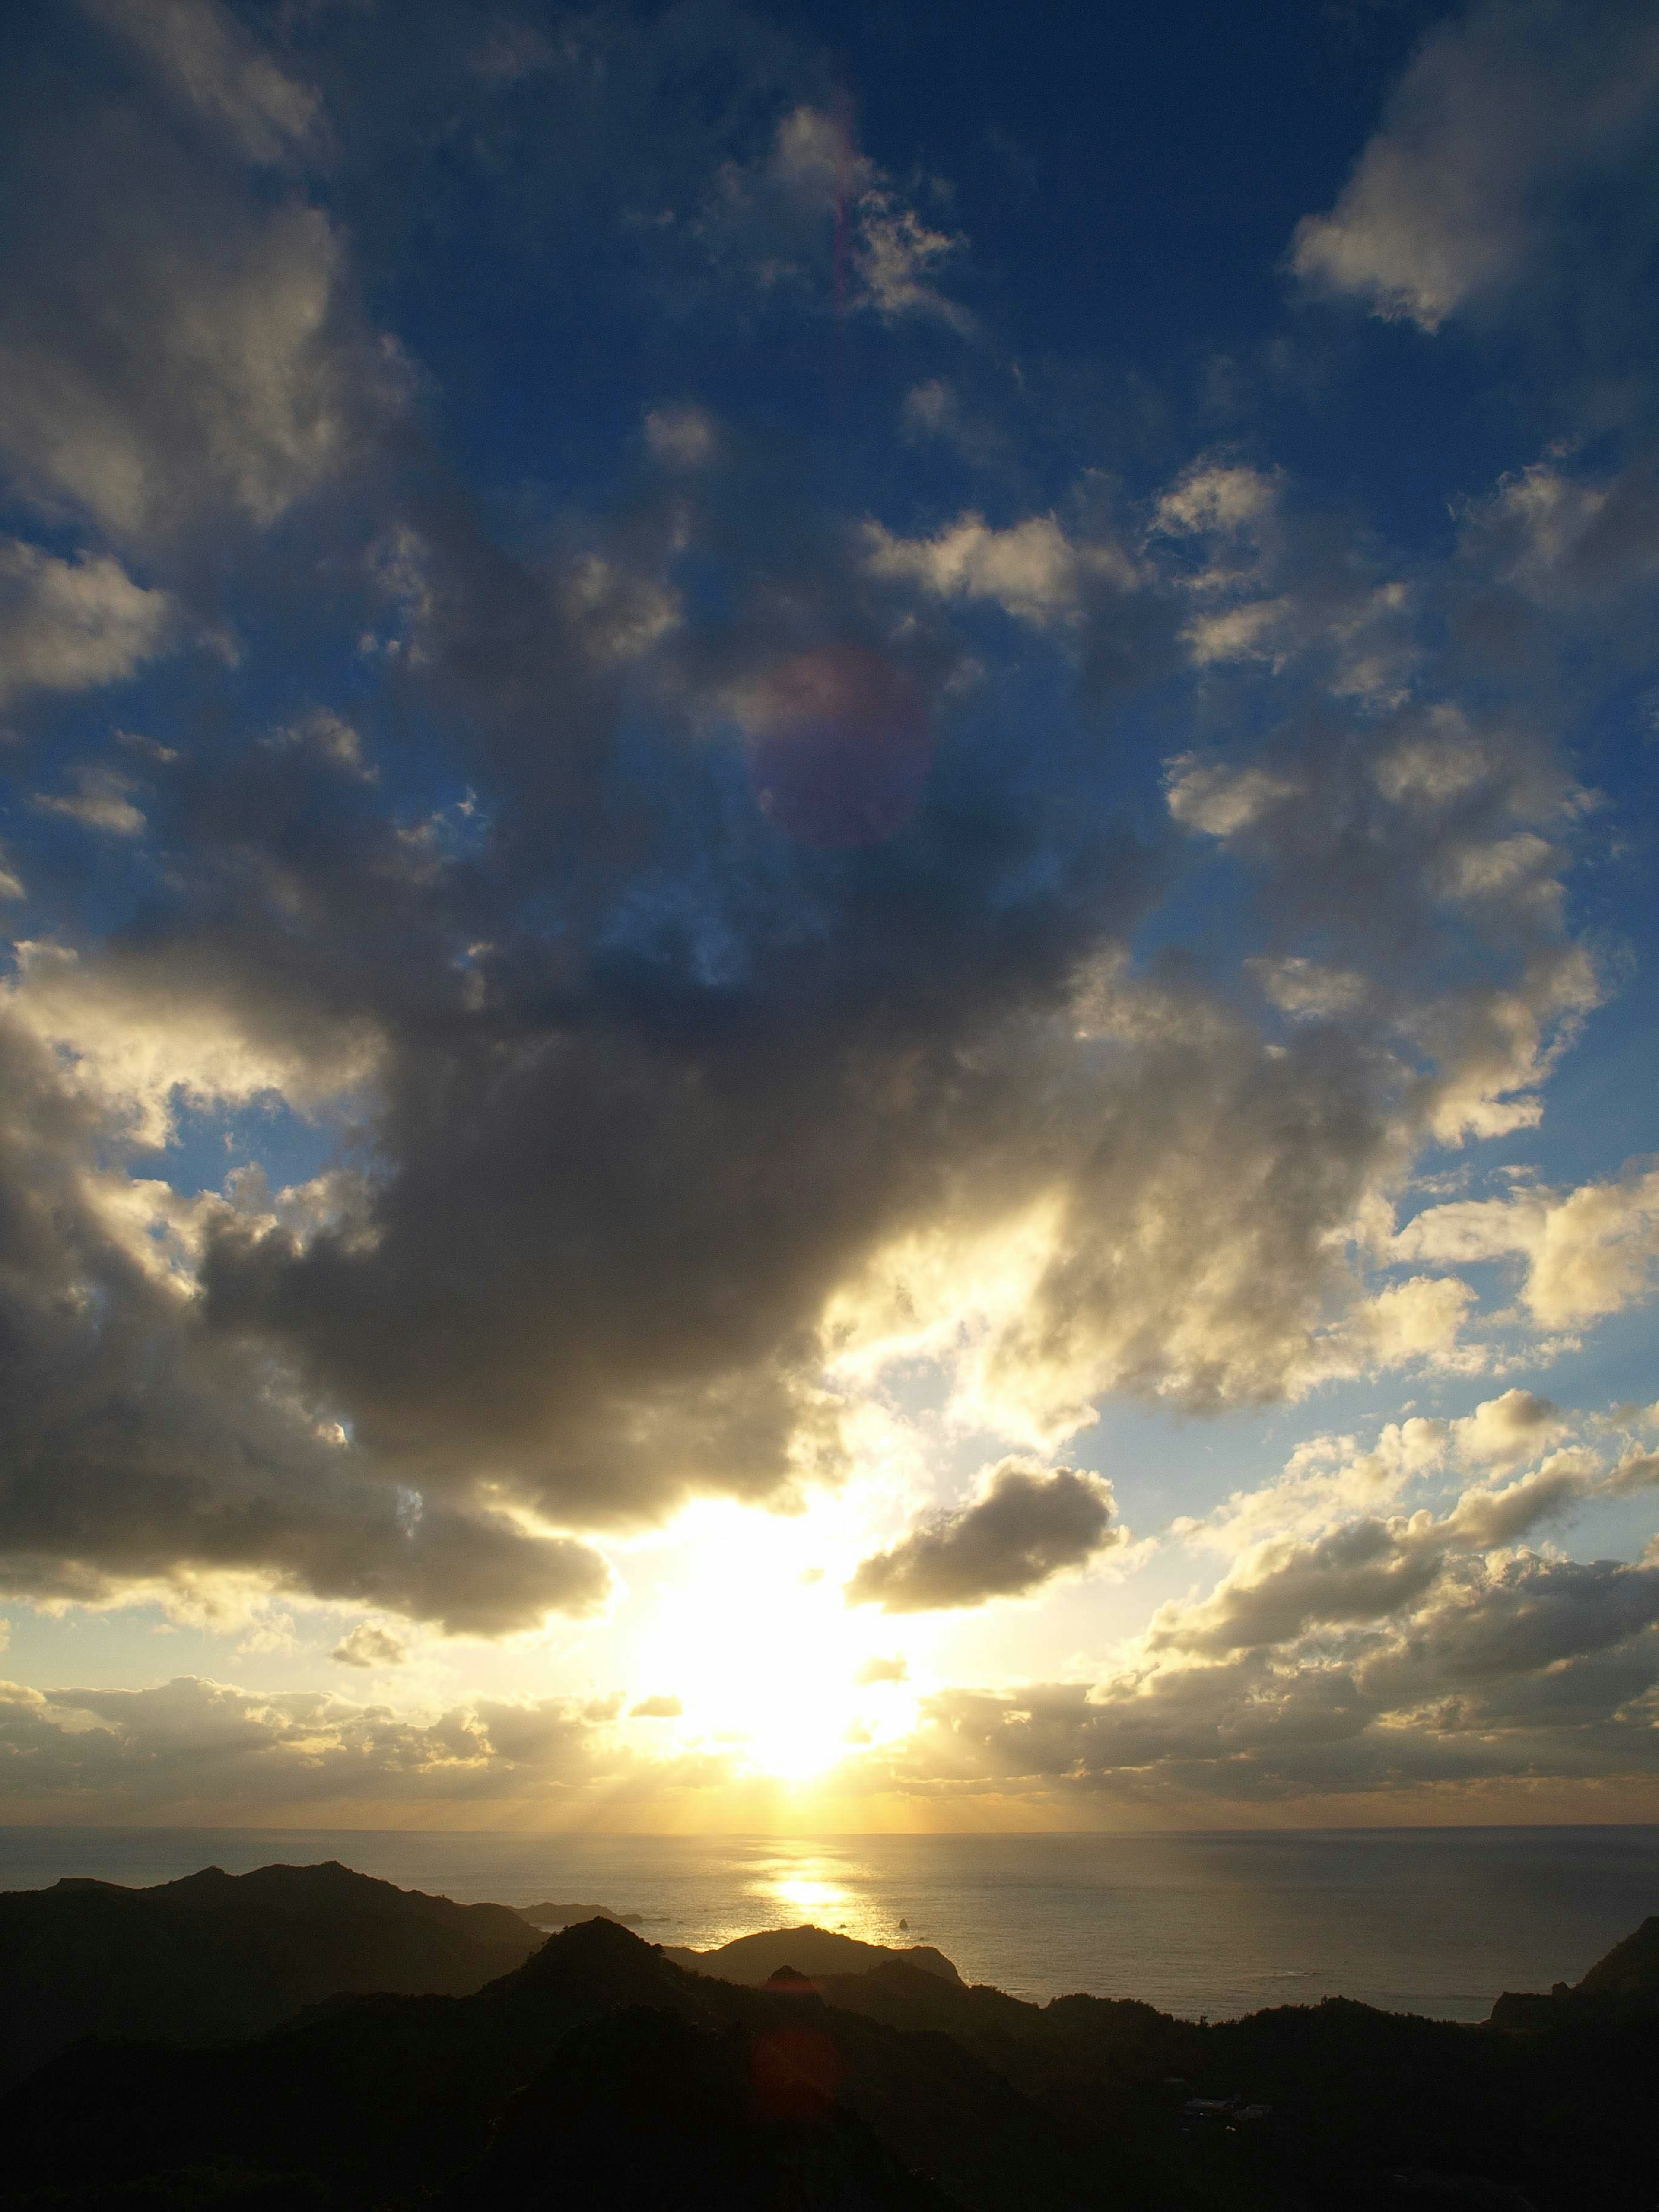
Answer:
[
  {"xmin": 632, "ymin": 1501, "xmax": 918, "ymax": 1781},
  {"xmin": 769, "ymin": 1876, "xmax": 851, "ymax": 1916}
]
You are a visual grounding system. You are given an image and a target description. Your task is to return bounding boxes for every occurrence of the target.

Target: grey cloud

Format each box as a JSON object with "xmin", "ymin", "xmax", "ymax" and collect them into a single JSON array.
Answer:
[
  {"xmin": 628, "ymin": 1694, "xmax": 684, "ymax": 1718},
  {"xmin": 1147, "ymin": 1517, "xmax": 1447, "ymax": 1658},
  {"xmin": 0, "ymin": 1674, "xmax": 618, "ymax": 1812},
  {"xmin": 882, "ymin": 1549, "xmax": 1659, "ymax": 1808},
  {"xmin": 84, "ymin": 0, "xmax": 324, "ymax": 167},
  {"xmin": 0, "ymin": 1011, "xmax": 613, "ymax": 1636},
  {"xmin": 1607, "ymin": 1448, "xmax": 1659, "ymax": 1495},
  {"xmin": 853, "ymin": 1654, "xmax": 908, "ymax": 1685},
  {"xmin": 1150, "ymin": 1445, "xmax": 1603, "ymax": 1661},
  {"xmin": 847, "ymin": 1462, "xmax": 1120, "ymax": 1612}
]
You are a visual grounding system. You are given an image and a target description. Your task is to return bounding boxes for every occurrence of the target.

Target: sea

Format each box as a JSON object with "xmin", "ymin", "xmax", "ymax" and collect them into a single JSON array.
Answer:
[{"xmin": 2, "ymin": 1825, "xmax": 1654, "ymax": 2025}]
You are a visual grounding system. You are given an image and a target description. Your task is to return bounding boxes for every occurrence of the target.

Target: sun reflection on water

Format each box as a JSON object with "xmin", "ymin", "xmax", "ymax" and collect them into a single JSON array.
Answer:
[{"xmin": 769, "ymin": 1876, "xmax": 850, "ymax": 1917}]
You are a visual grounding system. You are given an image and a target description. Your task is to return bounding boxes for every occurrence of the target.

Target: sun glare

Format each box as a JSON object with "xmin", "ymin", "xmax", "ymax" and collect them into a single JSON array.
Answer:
[{"xmin": 633, "ymin": 1503, "xmax": 916, "ymax": 1781}]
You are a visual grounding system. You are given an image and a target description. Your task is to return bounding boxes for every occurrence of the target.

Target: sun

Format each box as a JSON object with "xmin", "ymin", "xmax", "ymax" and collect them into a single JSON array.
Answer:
[{"xmin": 632, "ymin": 1502, "xmax": 915, "ymax": 1781}]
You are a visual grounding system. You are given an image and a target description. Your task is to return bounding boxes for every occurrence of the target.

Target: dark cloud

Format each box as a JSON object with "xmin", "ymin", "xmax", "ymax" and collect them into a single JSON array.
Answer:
[
  {"xmin": 880, "ymin": 1549, "xmax": 1659, "ymax": 1808},
  {"xmin": 0, "ymin": 1012, "xmax": 611, "ymax": 1635},
  {"xmin": 846, "ymin": 1462, "xmax": 1121, "ymax": 1612}
]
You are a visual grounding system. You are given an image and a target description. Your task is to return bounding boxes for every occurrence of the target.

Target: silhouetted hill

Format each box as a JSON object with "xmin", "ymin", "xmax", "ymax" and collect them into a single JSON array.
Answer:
[
  {"xmin": 1, "ymin": 1898, "xmax": 1657, "ymax": 2209},
  {"xmin": 0, "ymin": 1859, "xmax": 540, "ymax": 2086},
  {"xmin": 0, "ymin": 1916, "xmax": 1144, "ymax": 2212},
  {"xmin": 662, "ymin": 1923, "xmax": 963, "ymax": 1986},
  {"xmin": 1488, "ymin": 1913, "xmax": 1659, "ymax": 2031},
  {"xmin": 1574, "ymin": 1913, "xmax": 1659, "ymax": 1995},
  {"xmin": 439, "ymin": 2002, "xmax": 953, "ymax": 2211}
]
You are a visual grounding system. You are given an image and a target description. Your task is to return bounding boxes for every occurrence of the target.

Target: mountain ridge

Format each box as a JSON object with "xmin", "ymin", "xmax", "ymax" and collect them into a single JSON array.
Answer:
[{"xmin": 0, "ymin": 1863, "xmax": 1655, "ymax": 2209}]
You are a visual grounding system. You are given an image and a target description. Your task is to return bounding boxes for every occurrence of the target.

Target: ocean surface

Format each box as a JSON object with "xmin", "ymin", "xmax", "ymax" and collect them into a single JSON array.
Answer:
[{"xmin": 2, "ymin": 1825, "xmax": 1654, "ymax": 2024}]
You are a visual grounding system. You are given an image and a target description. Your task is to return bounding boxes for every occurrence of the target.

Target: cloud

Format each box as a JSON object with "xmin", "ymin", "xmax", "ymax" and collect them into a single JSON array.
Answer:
[
  {"xmin": 702, "ymin": 103, "xmax": 971, "ymax": 332},
  {"xmin": 0, "ymin": 1001, "xmax": 615, "ymax": 1637},
  {"xmin": 645, "ymin": 404, "xmax": 718, "ymax": 470},
  {"xmin": 0, "ymin": 541, "xmax": 175, "ymax": 703},
  {"xmin": 0, "ymin": 1673, "xmax": 628, "ymax": 1813},
  {"xmin": 863, "ymin": 512, "xmax": 1136, "ymax": 626},
  {"xmin": 1290, "ymin": 1, "xmax": 1659, "ymax": 330},
  {"xmin": 1398, "ymin": 1160, "xmax": 1659, "ymax": 1327},
  {"xmin": 1458, "ymin": 452, "xmax": 1659, "ymax": 609},
  {"xmin": 877, "ymin": 1528, "xmax": 1659, "ymax": 1811},
  {"xmin": 853, "ymin": 1653, "xmax": 909, "ymax": 1685},
  {"xmin": 0, "ymin": 73, "xmax": 400, "ymax": 534},
  {"xmin": 628, "ymin": 1693, "xmax": 684, "ymax": 1718},
  {"xmin": 331, "ymin": 1621, "xmax": 411, "ymax": 1668},
  {"xmin": 1451, "ymin": 1387, "xmax": 1570, "ymax": 1470},
  {"xmin": 83, "ymin": 0, "xmax": 324, "ymax": 166},
  {"xmin": 0, "ymin": 1, "xmax": 1638, "ymax": 1661},
  {"xmin": 847, "ymin": 1462, "xmax": 1122, "ymax": 1612},
  {"xmin": 31, "ymin": 766, "xmax": 148, "ymax": 838}
]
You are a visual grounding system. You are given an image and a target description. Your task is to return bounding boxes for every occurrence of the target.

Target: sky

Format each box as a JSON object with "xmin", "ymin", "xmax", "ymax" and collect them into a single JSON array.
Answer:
[{"xmin": 1, "ymin": 0, "xmax": 1658, "ymax": 1833}]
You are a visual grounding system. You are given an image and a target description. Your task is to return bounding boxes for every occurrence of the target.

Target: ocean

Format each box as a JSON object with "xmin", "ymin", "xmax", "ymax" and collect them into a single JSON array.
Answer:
[{"xmin": 2, "ymin": 1824, "xmax": 1653, "ymax": 2024}]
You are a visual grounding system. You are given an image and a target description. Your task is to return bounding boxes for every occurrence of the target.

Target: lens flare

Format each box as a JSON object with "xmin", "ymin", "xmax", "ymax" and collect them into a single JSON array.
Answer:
[{"xmin": 744, "ymin": 643, "xmax": 932, "ymax": 848}]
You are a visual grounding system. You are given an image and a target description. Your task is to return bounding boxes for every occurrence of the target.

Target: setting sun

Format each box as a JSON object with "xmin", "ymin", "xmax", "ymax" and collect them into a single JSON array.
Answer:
[{"xmin": 633, "ymin": 1505, "xmax": 917, "ymax": 1781}]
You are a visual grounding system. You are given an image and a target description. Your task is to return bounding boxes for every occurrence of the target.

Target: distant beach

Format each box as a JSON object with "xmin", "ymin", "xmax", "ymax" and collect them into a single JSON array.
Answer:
[{"xmin": 3, "ymin": 1825, "xmax": 1653, "ymax": 2022}]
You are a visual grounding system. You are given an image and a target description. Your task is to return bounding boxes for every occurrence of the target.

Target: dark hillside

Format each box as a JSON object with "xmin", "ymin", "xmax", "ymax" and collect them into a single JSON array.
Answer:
[
  {"xmin": 0, "ymin": 1859, "xmax": 540, "ymax": 2085},
  {"xmin": 0, "ymin": 1918, "xmax": 1161, "ymax": 2212},
  {"xmin": 1573, "ymin": 1913, "xmax": 1659, "ymax": 1996},
  {"xmin": 663, "ymin": 1924, "xmax": 962, "ymax": 1986},
  {"xmin": 1, "ymin": 1896, "xmax": 1657, "ymax": 2210}
]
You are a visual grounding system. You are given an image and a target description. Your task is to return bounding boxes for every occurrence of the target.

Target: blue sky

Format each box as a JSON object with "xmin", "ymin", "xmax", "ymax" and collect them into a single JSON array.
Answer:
[{"xmin": 0, "ymin": 0, "xmax": 1657, "ymax": 1831}]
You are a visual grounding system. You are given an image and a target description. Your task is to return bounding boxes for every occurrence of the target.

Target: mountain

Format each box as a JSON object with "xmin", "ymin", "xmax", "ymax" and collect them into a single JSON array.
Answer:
[
  {"xmin": 0, "ymin": 1859, "xmax": 541, "ymax": 2087},
  {"xmin": 1489, "ymin": 1914, "xmax": 1659, "ymax": 2030},
  {"xmin": 1574, "ymin": 1914, "xmax": 1659, "ymax": 1996},
  {"xmin": 661, "ymin": 1923, "xmax": 963, "ymax": 1986},
  {"xmin": 0, "ymin": 1890, "xmax": 1657, "ymax": 2209},
  {"xmin": 0, "ymin": 1916, "xmax": 1145, "ymax": 2212},
  {"xmin": 437, "ymin": 2000, "xmax": 955, "ymax": 2211}
]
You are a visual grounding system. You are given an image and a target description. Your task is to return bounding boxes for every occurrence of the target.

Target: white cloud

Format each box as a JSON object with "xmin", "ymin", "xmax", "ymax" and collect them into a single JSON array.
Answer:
[
  {"xmin": 31, "ymin": 766, "xmax": 147, "ymax": 838},
  {"xmin": 1291, "ymin": 1, "xmax": 1659, "ymax": 330},
  {"xmin": 0, "ymin": 175, "xmax": 401, "ymax": 534},
  {"xmin": 331, "ymin": 1621, "xmax": 411, "ymax": 1668},
  {"xmin": 2, "ymin": 939, "xmax": 382, "ymax": 1146},
  {"xmin": 1398, "ymin": 1160, "xmax": 1659, "ymax": 1328},
  {"xmin": 701, "ymin": 104, "xmax": 971, "ymax": 332},
  {"xmin": 1164, "ymin": 755, "xmax": 1302, "ymax": 837},
  {"xmin": 863, "ymin": 512, "xmax": 1136, "ymax": 626},
  {"xmin": 0, "ymin": 541, "xmax": 175, "ymax": 703},
  {"xmin": 1450, "ymin": 1387, "xmax": 1570, "ymax": 1471}
]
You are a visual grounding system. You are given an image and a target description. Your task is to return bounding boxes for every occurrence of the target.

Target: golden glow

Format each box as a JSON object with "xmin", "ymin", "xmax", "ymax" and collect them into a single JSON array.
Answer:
[
  {"xmin": 768, "ymin": 1874, "xmax": 852, "ymax": 1916},
  {"xmin": 632, "ymin": 1500, "xmax": 918, "ymax": 1782}
]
